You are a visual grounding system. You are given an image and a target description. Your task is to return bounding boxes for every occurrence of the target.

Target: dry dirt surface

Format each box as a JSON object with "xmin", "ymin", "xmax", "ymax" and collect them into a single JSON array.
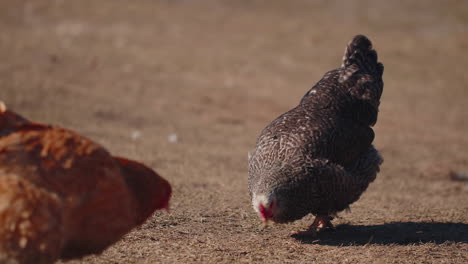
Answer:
[{"xmin": 1, "ymin": 0, "xmax": 468, "ymax": 263}]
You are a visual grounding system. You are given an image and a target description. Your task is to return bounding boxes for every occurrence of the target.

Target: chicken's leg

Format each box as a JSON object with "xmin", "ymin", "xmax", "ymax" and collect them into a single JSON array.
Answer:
[{"xmin": 291, "ymin": 215, "xmax": 334, "ymax": 236}]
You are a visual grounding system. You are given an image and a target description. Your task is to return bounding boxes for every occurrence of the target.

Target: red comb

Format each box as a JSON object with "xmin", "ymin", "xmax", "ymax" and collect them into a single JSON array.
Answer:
[{"xmin": 259, "ymin": 201, "xmax": 274, "ymax": 220}]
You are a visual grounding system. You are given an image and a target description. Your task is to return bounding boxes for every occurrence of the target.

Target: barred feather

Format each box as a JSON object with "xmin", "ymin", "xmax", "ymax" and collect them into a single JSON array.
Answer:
[{"xmin": 248, "ymin": 35, "xmax": 384, "ymax": 225}]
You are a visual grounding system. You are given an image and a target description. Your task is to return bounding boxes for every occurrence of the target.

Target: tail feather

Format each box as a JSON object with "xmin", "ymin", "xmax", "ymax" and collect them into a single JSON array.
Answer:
[{"xmin": 341, "ymin": 35, "xmax": 383, "ymax": 79}]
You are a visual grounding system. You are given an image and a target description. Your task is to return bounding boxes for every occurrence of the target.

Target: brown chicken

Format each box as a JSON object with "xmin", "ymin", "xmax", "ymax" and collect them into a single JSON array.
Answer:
[{"xmin": 0, "ymin": 102, "xmax": 171, "ymax": 263}]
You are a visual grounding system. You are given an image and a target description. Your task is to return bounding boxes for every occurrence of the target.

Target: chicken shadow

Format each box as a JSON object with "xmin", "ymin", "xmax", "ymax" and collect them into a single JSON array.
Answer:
[{"xmin": 292, "ymin": 222, "xmax": 468, "ymax": 246}]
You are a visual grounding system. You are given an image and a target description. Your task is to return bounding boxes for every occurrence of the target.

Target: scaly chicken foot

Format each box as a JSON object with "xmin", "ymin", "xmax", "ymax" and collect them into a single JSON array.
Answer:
[{"xmin": 291, "ymin": 215, "xmax": 334, "ymax": 237}]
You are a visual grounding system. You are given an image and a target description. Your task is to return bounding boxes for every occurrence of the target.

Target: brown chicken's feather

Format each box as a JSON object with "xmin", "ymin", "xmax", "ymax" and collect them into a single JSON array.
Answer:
[{"xmin": 0, "ymin": 107, "xmax": 171, "ymax": 263}]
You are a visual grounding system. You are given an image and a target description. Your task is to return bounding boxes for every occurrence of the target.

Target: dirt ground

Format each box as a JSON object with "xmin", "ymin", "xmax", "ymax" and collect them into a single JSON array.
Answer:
[{"xmin": 1, "ymin": 0, "xmax": 468, "ymax": 263}]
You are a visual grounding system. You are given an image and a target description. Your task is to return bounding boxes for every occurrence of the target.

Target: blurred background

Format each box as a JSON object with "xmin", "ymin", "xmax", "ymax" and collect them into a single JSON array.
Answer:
[{"xmin": 1, "ymin": 0, "xmax": 467, "ymax": 263}]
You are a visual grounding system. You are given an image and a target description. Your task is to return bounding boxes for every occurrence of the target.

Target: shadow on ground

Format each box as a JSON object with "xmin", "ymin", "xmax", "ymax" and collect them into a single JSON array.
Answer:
[{"xmin": 292, "ymin": 222, "xmax": 468, "ymax": 246}]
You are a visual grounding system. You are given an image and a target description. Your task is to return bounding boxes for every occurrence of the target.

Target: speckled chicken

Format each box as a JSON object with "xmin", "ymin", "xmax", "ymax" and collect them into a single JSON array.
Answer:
[
  {"xmin": 248, "ymin": 35, "xmax": 384, "ymax": 235},
  {"xmin": 0, "ymin": 103, "xmax": 171, "ymax": 263}
]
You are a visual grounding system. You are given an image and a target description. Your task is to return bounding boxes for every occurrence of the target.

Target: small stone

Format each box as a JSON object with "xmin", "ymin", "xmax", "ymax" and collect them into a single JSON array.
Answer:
[
  {"xmin": 168, "ymin": 133, "xmax": 178, "ymax": 143},
  {"xmin": 131, "ymin": 130, "xmax": 141, "ymax": 140}
]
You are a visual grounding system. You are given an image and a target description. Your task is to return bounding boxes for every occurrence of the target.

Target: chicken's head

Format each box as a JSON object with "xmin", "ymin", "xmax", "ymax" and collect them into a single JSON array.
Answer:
[{"xmin": 252, "ymin": 194, "xmax": 277, "ymax": 224}]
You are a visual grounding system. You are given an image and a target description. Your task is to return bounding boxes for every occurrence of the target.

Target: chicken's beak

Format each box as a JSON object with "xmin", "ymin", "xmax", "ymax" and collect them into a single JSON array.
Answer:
[
  {"xmin": 258, "ymin": 200, "xmax": 275, "ymax": 227},
  {"xmin": 0, "ymin": 101, "xmax": 6, "ymax": 113}
]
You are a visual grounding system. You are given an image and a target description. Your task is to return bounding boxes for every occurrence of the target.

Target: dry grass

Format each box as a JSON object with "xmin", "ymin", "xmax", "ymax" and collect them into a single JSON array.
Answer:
[{"xmin": 1, "ymin": 0, "xmax": 467, "ymax": 263}]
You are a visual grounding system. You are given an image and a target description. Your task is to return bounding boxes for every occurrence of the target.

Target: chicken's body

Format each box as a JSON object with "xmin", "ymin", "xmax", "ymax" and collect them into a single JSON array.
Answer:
[
  {"xmin": 0, "ymin": 105, "xmax": 171, "ymax": 263},
  {"xmin": 248, "ymin": 35, "xmax": 384, "ymax": 233}
]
